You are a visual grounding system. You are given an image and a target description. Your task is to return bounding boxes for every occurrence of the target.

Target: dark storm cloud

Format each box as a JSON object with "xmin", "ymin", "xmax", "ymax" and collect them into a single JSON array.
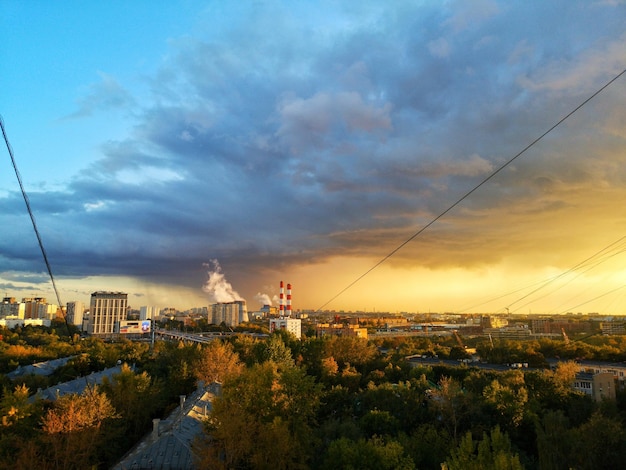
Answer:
[{"xmin": 3, "ymin": 0, "xmax": 626, "ymax": 296}]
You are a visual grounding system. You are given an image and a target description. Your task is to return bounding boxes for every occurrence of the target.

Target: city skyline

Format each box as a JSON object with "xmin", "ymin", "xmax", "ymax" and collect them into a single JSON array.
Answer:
[{"xmin": 2, "ymin": 1, "xmax": 626, "ymax": 314}]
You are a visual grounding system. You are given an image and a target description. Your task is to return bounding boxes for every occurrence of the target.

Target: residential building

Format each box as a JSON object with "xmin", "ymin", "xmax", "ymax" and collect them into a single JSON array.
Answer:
[
  {"xmin": 573, "ymin": 371, "xmax": 616, "ymax": 401},
  {"xmin": 211, "ymin": 300, "xmax": 248, "ymax": 327},
  {"xmin": 66, "ymin": 301, "xmax": 85, "ymax": 328},
  {"xmin": 140, "ymin": 305, "xmax": 160, "ymax": 321},
  {"xmin": 88, "ymin": 291, "xmax": 128, "ymax": 336},
  {"xmin": 0, "ymin": 298, "xmax": 24, "ymax": 319},
  {"xmin": 270, "ymin": 317, "xmax": 302, "ymax": 339}
]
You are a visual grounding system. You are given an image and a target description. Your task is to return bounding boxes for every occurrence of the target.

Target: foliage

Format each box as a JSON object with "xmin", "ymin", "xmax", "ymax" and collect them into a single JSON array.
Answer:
[
  {"xmin": 194, "ymin": 339, "xmax": 243, "ymax": 384},
  {"xmin": 2, "ymin": 324, "xmax": 626, "ymax": 468},
  {"xmin": 443, "ymin": 426, "xmax": 523, "ymax": 470},
  {"xmin": 198, "ymin": 361, "xmax": 322, "ymax": 469},
  {"xmin": 321, "ymin": 436, "xmax": 415, "ymax": 470},
  {"xmin": 38, "ymin": 386, "xmax": 119, "ymax": 469}
]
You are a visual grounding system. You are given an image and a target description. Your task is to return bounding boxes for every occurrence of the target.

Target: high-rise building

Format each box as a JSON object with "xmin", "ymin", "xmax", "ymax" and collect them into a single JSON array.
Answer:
[
  {"xmin": 140, "ymin": 306, "xmax": 160, "ymax": 321},
  {"xmin": 22, "ymin": 297, "xmax": 47, "ymax": 319},
  {"xmin": 66, "ymin": 301, "xmax": 85, "ymax": 328},
  {"xmin": 88, "ymin": 292, "xmax": 128, "ymax": 336},
  {"xmin": 0, "ymin": 297, "xmax": 24, "ymax": 319},
  {"xmin": 210, "ymin": 300, "xmax": 247, "ymax": 327}
]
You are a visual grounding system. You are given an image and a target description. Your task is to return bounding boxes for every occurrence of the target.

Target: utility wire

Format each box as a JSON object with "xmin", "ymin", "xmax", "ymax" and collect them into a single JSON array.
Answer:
[
  {"xmin": 1, "ymin": 115, "xmax": 64, "ymax": 311},
  {"xmin": 505, "ymin": 235, "xmax": 626, "ymax": 312},
  {"xmin": 315, "ymin": 67, "xmax": 626, "ymax": 312}
]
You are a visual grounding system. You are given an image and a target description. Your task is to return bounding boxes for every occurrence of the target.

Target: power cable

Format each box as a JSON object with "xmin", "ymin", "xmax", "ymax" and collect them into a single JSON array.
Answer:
[
  {"xmin": 1, "ymin": 115, "xmax": 65, "ymax": 313},
  {"xmin": 315, "ymin": 67, "xmax": 626, "ymax": 312},
  {"xmin": 505, "ymin": 236, "xmax": 626, "ymax": 312}
]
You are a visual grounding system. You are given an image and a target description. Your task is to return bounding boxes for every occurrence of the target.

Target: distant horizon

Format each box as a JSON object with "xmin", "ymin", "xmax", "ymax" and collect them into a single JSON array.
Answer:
[{"xmin": 3, "ymin": 287, "xmax": 625, "ymax": 318}]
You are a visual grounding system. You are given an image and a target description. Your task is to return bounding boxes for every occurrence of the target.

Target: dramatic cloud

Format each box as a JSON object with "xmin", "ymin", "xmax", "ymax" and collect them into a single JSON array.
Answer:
[{"xmin": 2, "ymin": 1, "xmax": 626, "ymax": 312}]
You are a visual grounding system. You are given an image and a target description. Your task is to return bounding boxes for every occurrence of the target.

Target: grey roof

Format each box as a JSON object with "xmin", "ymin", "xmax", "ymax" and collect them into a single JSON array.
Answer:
[
  {"xmin": 7, "ymin": 355, "xmax": 75, "ymax": 379},
  {"xmin": 112, "ymin": 383, "xmax": 219, "ymax": 470},
  {"xmin": 30, "ymin": 365, "xmax": 125, "ymax": 402}
]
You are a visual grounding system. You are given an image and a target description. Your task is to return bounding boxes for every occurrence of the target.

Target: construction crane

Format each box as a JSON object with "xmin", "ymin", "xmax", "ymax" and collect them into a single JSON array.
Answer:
[
  {"xmin": 561, "ymin": 328, "xmax": 570, "ymax": 345},
  {"xmin": 453, "ymin": 330, "xmax": 465, "ymax": 349}
]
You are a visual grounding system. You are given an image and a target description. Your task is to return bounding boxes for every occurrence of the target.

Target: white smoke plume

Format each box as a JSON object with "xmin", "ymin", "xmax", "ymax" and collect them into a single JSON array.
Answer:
[
  {"xmin": 202, "ymin": 259, "xmax": 244, "ymax": 303},
  {"xmin": 254, "ymin": 292, "xmax": 272, "ymax": 306}
]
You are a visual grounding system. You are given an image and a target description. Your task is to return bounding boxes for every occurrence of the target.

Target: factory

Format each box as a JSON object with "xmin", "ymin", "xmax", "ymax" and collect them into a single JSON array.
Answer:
[{"xmin": 269, "ymin": 281, "xmax": 302, "ymax": 339}]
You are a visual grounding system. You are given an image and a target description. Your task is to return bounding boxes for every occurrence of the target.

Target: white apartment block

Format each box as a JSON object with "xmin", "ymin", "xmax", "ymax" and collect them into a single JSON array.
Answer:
[{"xmin": 88, "ymin": 292, "xmax": 128, "ymax": 336}]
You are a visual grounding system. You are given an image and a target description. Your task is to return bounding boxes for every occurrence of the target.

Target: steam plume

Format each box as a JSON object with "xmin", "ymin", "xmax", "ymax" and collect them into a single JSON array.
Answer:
[
  {"xmin": 202, "ymin": 259, "xmax": 244, "ymax": 303},
  {"xmin": 254, "ymin": 292, "xmax": 272, "ymax": 306}
]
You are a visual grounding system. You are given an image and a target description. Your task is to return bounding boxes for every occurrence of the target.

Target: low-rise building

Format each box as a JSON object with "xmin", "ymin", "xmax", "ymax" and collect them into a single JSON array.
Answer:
[
  {"xmin": 316, "ymin": 323, "xmax": 368, "ymax": 339},
  {"xmin": 269, "ymin": 317, "xmax": 302, "ymax": 339},
  {"xmin": 573, "ymin": 371, "xmax": 616, "ymax": 401}
]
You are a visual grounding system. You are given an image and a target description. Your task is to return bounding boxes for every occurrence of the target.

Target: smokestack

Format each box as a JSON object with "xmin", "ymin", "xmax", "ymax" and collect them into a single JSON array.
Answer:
[
  {"xmin": 286, "ymin": 283, "xmax": 292, "ymax": 317},
  {"xmin": 279, "ymin": 281, "xmax": 284, "ymax": 316}
]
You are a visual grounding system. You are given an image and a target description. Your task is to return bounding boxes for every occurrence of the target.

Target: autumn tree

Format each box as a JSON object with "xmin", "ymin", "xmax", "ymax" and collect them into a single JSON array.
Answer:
[
  {"xmin": 323, "ymin": 336, "xmax": 378, "ymax": 369},
  {"xmin": 40, "ymin": 386, "xmax": 119, "ymax": 469},
  {"xmin": 194, "ymin": 339, "xmax": 243, "ymax": 385}
]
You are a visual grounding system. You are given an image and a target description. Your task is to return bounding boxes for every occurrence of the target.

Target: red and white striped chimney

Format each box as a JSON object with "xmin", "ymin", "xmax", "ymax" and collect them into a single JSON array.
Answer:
[
  {"xmin": 279, "ymin": 281, "xmax": 285, "ymax": 316},
  {"xmin": 286, "ymin": 283, "xmax": 292, "ymax": 317}
]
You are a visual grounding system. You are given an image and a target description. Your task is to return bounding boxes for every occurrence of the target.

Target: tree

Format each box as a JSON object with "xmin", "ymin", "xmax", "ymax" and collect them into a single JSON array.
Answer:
[
  {"xmin": 261, "ymin": 334, "xmax": 294, "ymax": 367},
  {"xmin": 194, "ymin": 340, "xmax": 243, "ymax": 385},
  {"xmin": 99, "ymin": 363, "xmax": 163, "ymax": 446},
  {"xmin": 483, "ymin": 376, "xmax": 528, "ymax": 427},
  {"xmin": 399, "ymin": 423, "xmax": 453, "ymax": 470},
  {"xmin": 198, "ymin": 361, "xmax": 322, "ymax": 469},
  {"xmin": 321, "ymin": 436, "xmax": 415, "ymax": 470},
  {"xmin": 429, "ymin": 376, "xmax": 467, "ymax": 443},
  {"xmin": 443, "ymin": 426, "xmax": 523, "ymax": 470},
  {"xmin": 41, "ymin": 386, "xmax": 119, "ymax": 469},
  {"xmin": 569, "ymin": 412, "xmax": 626, "ymax": 470},
  {"xmin": 323, "ymin": 336, "xmax": 378, "ymax": 369},
  {"xmin": 535, "ymin": 410, "xmax": 571, "ymax": 470}
]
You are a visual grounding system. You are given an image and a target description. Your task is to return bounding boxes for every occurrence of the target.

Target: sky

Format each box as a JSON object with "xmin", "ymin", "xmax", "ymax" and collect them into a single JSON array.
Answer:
[{"xmin": 1, "ymin": 1, "xmax": 626, "ymax": 315}]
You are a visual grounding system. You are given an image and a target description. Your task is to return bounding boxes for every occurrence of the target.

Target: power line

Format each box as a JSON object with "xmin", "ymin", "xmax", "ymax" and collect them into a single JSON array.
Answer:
[
  {"xmin": 505, "ymin": 236, "xmax": 626, "ymax": 313},
  {"xmin": 315, "ymin": 67, "xmax": 626, "ymax": 312},
  {"xmin": 1, "ymin": 115, "xmax": 64, "ymax": 310}
]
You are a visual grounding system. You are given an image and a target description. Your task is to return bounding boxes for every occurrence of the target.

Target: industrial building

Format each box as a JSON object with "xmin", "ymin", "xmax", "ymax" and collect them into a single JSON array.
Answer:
[{"xmin": 268, "ymin": 281, "xmax": 302, "ymax": 339}]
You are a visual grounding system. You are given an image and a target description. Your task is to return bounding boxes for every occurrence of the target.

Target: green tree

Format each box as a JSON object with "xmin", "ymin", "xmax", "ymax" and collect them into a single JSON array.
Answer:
[
  {"xmin": 569, "ymin": 412, "xmax": 626, "ymax": 470},
  {"xmin": 443, "ymin": 426, "xmax": 523, "ymax": 470},
  {"xmin": 100, "ymin": 363, "xmax": 162, "ymax": 443},
  {"xmin": 261, "ymin": 334, "xmax": 294, "ymax": 367},
  {"xmin": 429, "ymin": 376, "xmax": 467, "ymax": 443},
  {"xmin": 199, "ymin": 361, "xmax": 322, "ymax": 469},
  {"xmin": 483, "ymin": 376, "xmax": 528, "ymax": 427},
  {"xmin": 399, "ymin": 423, "xmax": 453, "ymax": 470},
  {"xmin": 321, "ymin": 436, "xmax": 415, "ymax": 470},
  {"xmin": 535, "ymin": 410, "xmax": 571, "ymax": 470}
]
